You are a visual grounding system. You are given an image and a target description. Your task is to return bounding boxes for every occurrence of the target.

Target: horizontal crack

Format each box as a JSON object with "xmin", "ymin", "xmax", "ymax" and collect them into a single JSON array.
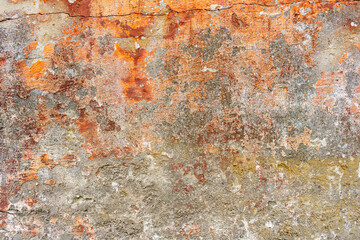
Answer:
[
  {"xmin": 0, "ymin": 0, "xmax": 359, "ymax": 23},
  {"xmin": 0, "ymin": 210, "xmax": 20, "ymax": 215}
]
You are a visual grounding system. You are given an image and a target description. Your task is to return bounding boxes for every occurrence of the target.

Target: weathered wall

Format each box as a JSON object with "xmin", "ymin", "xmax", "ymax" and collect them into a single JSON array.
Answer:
[{"xmin": 1, "ymin": 0, "xmax": 360, "ymax": 239}]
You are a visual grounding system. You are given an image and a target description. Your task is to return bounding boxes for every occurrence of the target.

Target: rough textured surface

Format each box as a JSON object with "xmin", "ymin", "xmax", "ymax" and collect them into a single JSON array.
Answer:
[{"xmin": 1, "ymin": 0, "xmax": 360, "ymax": 239}]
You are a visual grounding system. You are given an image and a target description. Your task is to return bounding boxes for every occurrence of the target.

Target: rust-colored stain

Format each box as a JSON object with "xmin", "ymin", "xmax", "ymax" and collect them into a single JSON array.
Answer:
[{"xmin": 1, "ymin": 0, "xmax": 360, "ymax": 239}]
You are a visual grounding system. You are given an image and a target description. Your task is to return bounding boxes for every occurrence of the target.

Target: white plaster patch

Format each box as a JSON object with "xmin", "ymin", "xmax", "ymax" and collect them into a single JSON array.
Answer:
[
  {"xmin": 294, "ymin": 22, "xmax": 307, "ymax": 33},
  {"xmin": 161, "ymin": 151, "xmax": 174, "ymax": 159},
  {"xmin": 135, "ymin": 42, "xmax": 140, "ymax": 49},
  {"xmin": 265, "ymin": 221, "xmax": 274, "ymax": 228},
  {"xmin": 310, "ymin": 138, "xmax": 327, "ymax": 148},
  {"xmin": 111, "ymin": 182, "xmax": 119, "ymax": 192},
  {"xmin": 202, "ymin": 66, "xmax": 218, "ymax": 72},
  {"xmin": 331, "ymin": 166, "xmax": 344, "ymax": 197},
  {"xmin": 12, "ymin": 201, "xmax": 31, "ymax": 212},
  {"xmin": 142, "ymin": 141, "xmax": 152, "ymax": 149},
  {"xmin": 300, "ymin": 7, "xmax": 311, "ymax": 15},
  {"xmin": 241, "ymin": 218, "xmax": 257, "ymax": 240},
  {"xmin": 302, "ymin": 33, "xmax": 312, "ymax": 46},
  {"xmin": 209, "ymin": 4, "xmax": 226, "ymax": 11},
  {"xmin": 259, "ymin": 11, "xmax": 282, "ymax": 17}
]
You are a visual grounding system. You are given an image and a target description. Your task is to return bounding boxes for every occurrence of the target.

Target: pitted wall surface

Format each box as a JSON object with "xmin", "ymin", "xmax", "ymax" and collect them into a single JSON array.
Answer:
[{"xmin": 1, "ymin": 0, "xmax": 360, "ymax": 239}]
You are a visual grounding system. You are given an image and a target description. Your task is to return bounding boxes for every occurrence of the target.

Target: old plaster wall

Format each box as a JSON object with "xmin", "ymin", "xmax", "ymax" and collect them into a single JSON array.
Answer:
[{"xmin": 1, "ymin": 0, "xmax": 360, "ymax": 239}]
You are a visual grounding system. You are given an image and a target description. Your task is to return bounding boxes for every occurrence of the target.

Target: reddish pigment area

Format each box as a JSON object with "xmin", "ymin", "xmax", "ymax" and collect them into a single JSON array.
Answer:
[{"xmin": 65, "ymin": 0, "xmax": 91, "ymax": 16}]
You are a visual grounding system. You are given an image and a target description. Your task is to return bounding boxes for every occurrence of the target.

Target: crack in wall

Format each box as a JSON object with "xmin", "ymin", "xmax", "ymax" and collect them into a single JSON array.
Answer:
[{"xmin": 0, "ymin": 0, "xmax": 359, "ymax": 23}]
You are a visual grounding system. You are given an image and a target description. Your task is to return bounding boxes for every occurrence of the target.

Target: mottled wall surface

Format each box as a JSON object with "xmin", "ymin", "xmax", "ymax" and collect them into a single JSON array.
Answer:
[{"xmin": 1, "ymin": 0, "xmax": 360, "ymax": 239}]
